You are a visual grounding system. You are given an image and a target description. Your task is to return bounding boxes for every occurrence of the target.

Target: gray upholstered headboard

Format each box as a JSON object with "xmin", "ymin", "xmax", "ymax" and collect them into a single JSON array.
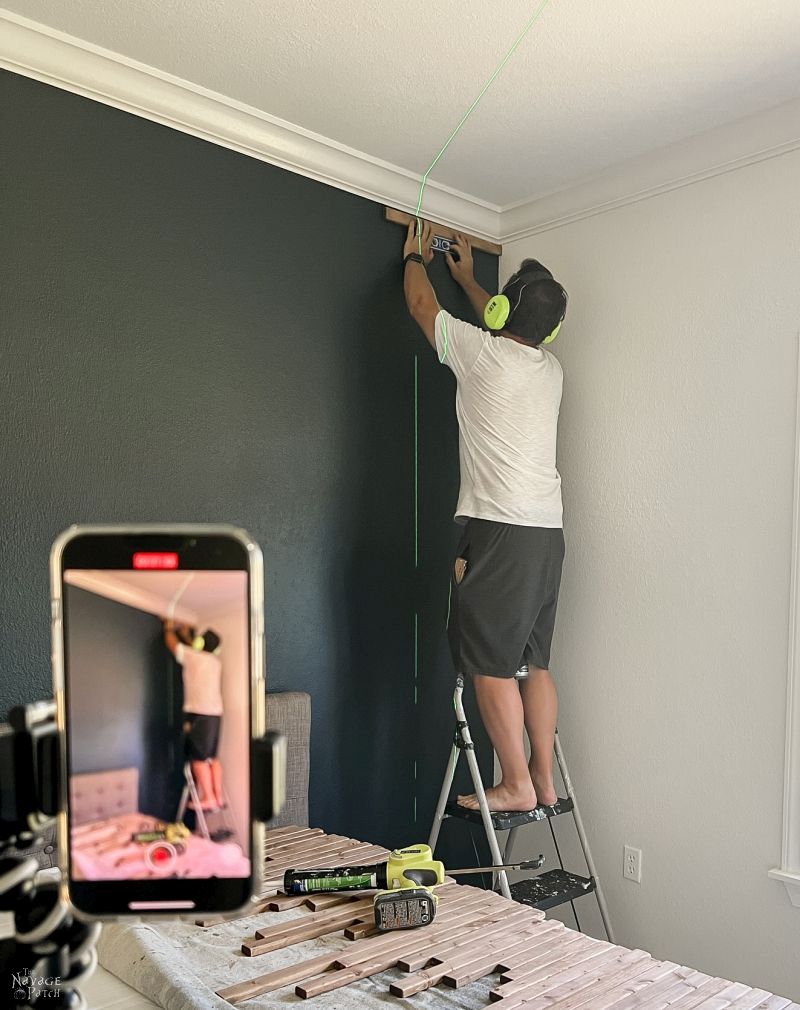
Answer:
[
  {"xmin": 267, "ymin": 690, "xmax": 311, "ymax": 829},
  {"xmin": 6, "ymin": 690, "xmax": 311, "ymax": 867},
  {"xmin": 70, "ymin": 767, "xmax": 140, "ymax": 827}
]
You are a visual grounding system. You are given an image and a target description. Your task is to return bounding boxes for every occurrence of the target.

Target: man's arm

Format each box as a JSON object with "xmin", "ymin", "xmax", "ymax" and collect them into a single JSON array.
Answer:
[
  {"xmin": 403, "ymin": 220, "xmax": 439, "ymax": 349},
  {"xmin": 446, "ymin": 233, "xmax": 492, "ymax": 323},
  {"xmin": 163, "ymin": 619, "xmax": 181, "ymax": 656}
]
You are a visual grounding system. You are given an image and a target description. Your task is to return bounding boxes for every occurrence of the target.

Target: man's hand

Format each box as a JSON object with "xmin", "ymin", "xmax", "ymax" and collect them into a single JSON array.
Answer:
[
  {"xmin": 445, "ymin": 232, "xmax": 474, "ymax": 287},
  {"xmin": 404, "ymin": 219, "xmax": 434, "ymax": 264}
]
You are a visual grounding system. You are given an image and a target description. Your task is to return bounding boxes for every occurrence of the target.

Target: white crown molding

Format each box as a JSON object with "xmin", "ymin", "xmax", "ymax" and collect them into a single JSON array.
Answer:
[
  {"xmin": 500, "ymin": 97, "xmax": 800, "ymax": 243},
  {"xmin": 0, "ymin": 8, "xmax": 501, "ymax": 241},
  {"xmin": 3, "ymin": 9, "xmax": 799, "ymax": 252}
]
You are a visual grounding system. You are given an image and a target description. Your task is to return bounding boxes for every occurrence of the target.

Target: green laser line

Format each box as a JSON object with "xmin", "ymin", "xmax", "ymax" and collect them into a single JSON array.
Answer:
[
  {"xmin": 409, "ymin": 2, "xmax": 553, "ymax": 826},
  {"xmin": 414, "ymin": 611, "xmax": 419, "ymax": 706},
  {"xmin": 412, "ymin": 0, "xmax": 554, "ymax": 361},
  {"xmin": 414, "ymin": 0, "xmax": 553, "ymax": 226}
]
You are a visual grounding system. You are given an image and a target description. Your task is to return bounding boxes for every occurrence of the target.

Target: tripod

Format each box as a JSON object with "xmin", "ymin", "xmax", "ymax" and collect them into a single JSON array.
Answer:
[
  {"xmin": 1, "ymin": 698, "xmax": 286, "ymax": 1007},
  {"xmin": 1, "ymin": 701, "xmax": 99, "ymax": 1009}
]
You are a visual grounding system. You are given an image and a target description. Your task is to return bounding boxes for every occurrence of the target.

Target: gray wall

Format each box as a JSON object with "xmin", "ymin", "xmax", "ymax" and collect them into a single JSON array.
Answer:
[
  {"xmin": 0, "ymin": 71, "xmax": 496, "ymax": 858},
  {"xmin": 503, "ymin": 149, "xmax": 800, "ymax": 998}
]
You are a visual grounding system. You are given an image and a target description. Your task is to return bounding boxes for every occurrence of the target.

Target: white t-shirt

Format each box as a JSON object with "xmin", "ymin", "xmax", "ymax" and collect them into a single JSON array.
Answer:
[
  {"xmin": 175, "ymin": 643, "xmax": 223, "ymax": 716},
  {"xmin": 435, "ymin": 309, "xmax": 563, "ymax": 528}
]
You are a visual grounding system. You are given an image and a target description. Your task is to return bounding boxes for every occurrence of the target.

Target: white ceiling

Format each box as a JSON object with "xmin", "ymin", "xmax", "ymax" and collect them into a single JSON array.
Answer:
[
  {"xmin": 66, "ymin": 570, "xmax": 246, "ymax": 622},
  {"xmin": 3, "ymin": 0, "xmax": 800, "ymax": 209}
]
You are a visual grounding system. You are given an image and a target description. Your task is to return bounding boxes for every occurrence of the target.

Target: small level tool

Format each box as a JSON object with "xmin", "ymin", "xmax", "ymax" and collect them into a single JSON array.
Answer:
[{"xmin": 284, "ymin": 844, "xmax": 544, "ymax": 931}]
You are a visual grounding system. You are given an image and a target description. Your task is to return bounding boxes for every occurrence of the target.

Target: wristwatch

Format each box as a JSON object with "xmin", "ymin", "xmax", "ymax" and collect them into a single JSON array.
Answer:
[{"xmin": 403, "ymin": 252, "xmax": 425, "ymax": 267}]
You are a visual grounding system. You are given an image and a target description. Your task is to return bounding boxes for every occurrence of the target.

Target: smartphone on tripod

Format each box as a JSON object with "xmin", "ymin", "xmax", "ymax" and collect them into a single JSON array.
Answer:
[{"xmin": 50, "ymin": 525, "xmax": 268, "ymax": 919}]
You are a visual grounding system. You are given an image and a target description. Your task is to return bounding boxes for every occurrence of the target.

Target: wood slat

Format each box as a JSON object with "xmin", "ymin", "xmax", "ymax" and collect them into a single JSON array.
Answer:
[
  {"xmin": 218, "ymin": 884, "xmax": 489, "ymax": 1002},
  {"xmin": 391, "ymin": 912, "xmax": 553, "ymax": 997},
  {"xmin": 264, "ymin": 841, "xmax": 389, "ymax": 875},
  {"xmin": 306, "ymin": 892, "xmax": 370, "ymax": 911},
  {"xmin": 384, "ymin": 206, "xmax": 503, "ymax": 256},
  {"xmin": 295, "ymin": 912, "xmax": 543, "ymax": 1000},
  {"xmin": 397, "ymin": 909, "xmax": 559, "ymax": 972},
  {"xmin": 496, "ymin": 929, "xmax": 598, "ymax": 983},
  {"xmin": 263, "ymin": 831, "xmax": 351, "ymax": 858},
  {"xmin": 253, "ymin": 896, "xmax": 375, "ymax": 939},
  {"xmin": 264, "ymin": 825, "xmax": 325, "ymax": 844},
  {"xmin": 723, "ymin": 991, "xmax": 790, "ymax": 1010},
  {"xmin": 194, "ymin": 896, "xmax": 276, "ymax": 928},
  {"xmin": 343, "ymin": 918, "xmax": 379, "ymax": 940},
  {"xmin": 243, "ymin": 898, "xmax": 376, "ymax": 955},
  {"xmin": 609, "ymin": 971, "xmax": 722, "ymax": 1010},
  {"xmin": 488, "ymin": 943, "xmax": 625, "ymax": 1009},
  {"xmin": 452, "ymin": 932, "xmax": 600, "ymax": 993},
  {"xmin": 500, "ymin": 949, "xmax": 651, "ymax": 1010},
  {"xmin": 491, "ymin": 932, "xmax": 602, "ymax": 987},
  {"xmin": 538, "ymin": 959, "xmax": 683, "ymax": 1010},
  {"xmin": 215, "ymin": 829, "xmax": 790, "ymax": 1009},
  {"xmin": 218, "ymin": 950, "xmax": 340, "ymax": 1003},
  {"xmin": 262, "ymin": 835, "xmax": 359, "ymax": 865}
]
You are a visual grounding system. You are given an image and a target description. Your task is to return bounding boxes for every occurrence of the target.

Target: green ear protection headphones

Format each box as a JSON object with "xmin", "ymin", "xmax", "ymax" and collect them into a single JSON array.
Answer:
[
  {"xmin": 191, "ymin": 632, "xmax": 221, "ymax": 655},
  {"xmin": 484, "ymin": 270, "xmax": 567, "ymax": 344}
]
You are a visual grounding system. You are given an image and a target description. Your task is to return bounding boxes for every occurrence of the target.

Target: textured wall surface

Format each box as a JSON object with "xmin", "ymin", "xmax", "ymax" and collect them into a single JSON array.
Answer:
[
  {"xmin": 502, "ymin": 148, "xmax": 800, "ymax": 998},
  {"xmin": 0, "ymin": 71, "xmax": 496, "ymax": 859}
]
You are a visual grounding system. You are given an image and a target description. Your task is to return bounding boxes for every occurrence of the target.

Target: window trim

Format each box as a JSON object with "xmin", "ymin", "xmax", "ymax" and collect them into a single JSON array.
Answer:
[{"xmin": 769, "ymin": 333, "xmax": 800, "ymax": 907}]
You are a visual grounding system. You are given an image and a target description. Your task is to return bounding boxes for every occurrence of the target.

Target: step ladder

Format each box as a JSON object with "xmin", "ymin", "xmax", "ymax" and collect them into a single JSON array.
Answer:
[
  {"xmin": 429, "ymin": 672, "xmax": 614, "ymax": 942},
  {"xmin": 175, "ymin": 762, "xmax": 237, "ymax": 841},
  {"xmin": 176, "ymin": 762, "xmax": 212, "ymax": 840}
]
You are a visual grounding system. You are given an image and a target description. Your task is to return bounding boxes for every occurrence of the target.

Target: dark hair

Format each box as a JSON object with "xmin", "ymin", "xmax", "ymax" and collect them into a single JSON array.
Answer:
[
  {"xmin": 202, "ymin": 630, "xmax": 221, "ymax": 653},
  {"xmin": 518, "ymin": 258, "xmax": 550, "ymax": 275},
  {"xmin": 506, "ymin": 272, "xmax": 567, "ymax": 347}
]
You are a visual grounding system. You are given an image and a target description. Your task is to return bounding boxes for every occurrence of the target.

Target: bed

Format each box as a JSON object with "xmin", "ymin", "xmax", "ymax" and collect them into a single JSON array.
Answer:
[{"xmin": 69, "ymin": 766, "xmax": 250, "ymax": 880}]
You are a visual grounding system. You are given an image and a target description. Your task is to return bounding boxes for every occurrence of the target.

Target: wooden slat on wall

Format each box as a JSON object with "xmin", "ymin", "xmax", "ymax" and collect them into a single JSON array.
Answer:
[{"xmin": 384, "ymin": 207, "xmax": 502, "ymax": 256}]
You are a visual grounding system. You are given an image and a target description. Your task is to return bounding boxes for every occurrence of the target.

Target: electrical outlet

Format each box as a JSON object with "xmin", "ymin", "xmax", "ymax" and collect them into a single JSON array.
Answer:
[{"xmin": 623, "ymin": 845, "xmax": 642, "ymax": 883}]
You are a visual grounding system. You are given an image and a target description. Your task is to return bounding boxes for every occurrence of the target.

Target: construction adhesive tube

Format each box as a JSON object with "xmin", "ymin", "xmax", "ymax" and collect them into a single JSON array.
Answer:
[{"xmin": 283, "ymin": 863, "xmax": 389, "ymax": 894}]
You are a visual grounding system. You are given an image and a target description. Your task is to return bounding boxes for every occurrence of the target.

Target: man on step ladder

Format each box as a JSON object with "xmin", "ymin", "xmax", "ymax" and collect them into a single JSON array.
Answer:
[
  {"xmin": 403, "ymin": 220, "xmax": 568, "ymax": 814},
  {"xmin": 164, "ymin": 620, "xmax": 226, "ymax": 812}
]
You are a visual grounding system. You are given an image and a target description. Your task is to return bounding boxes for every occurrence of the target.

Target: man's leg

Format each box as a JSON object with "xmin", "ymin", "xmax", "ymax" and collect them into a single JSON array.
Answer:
[
  {"xmin": 210, "ymin": 758, "xmax": 225, "ymax": 808},
  {"xmin": 520, "ymin": 667, "xmax": 558, "ymax": 806},
  {"xmin": 458, "ymin": 674, "xmax": 537, "ymax": 812},
  {"xmin": 192, "ymin": 759, "xmax": 217, "ymax": 810}
]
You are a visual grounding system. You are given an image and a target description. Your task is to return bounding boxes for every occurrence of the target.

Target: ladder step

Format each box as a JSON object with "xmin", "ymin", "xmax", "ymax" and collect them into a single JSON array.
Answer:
[
  {"xmin": 444, "ymin": 797, "xmax": 574, "ymax": 830},
  {"xmin": 510, "ymin": 870, "xmax": 595, "ymax": 911}
]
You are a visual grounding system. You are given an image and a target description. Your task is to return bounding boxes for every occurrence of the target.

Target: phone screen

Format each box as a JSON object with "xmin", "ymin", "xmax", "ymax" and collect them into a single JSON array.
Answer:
[{"xmin": 56, "ymin": 530, "xmax": 259, "ymax": 916}]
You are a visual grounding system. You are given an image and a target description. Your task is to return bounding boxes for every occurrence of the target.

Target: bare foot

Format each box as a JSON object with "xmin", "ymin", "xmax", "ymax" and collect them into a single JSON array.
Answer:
[
  {"xmin": 457, "ymin": 782, "xmax": 537, "ymax": 812},
  {"xmin": 529, "ymin": 763, "xmax": 557, "ymax": 806}
]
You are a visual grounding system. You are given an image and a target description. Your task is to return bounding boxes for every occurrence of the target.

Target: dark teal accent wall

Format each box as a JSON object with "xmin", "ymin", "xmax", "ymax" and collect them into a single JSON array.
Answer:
[{"xmin": 0, "ymin": 70, "xmax": 497, "ymax": 862}]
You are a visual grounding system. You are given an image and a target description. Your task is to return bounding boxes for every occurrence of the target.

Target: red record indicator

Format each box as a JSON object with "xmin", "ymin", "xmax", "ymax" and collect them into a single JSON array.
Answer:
[
  {"xmin": 132, "ymin": 552, "xmax": 180, "ymax": 570},
  {"xmin": 145, "ymin": 841, "xmax": 178, "ymax": 872}
]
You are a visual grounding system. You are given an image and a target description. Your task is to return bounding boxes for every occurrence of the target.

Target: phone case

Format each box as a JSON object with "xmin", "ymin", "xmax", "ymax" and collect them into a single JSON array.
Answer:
[{"xmin": 49, "ymin": 523, "xmax": 266, "ymax": 922}]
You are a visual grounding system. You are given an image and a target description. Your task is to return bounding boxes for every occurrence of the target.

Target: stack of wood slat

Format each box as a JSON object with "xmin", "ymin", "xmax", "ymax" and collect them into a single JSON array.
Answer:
[{"xmin": 211, "ymin": 827, "xmax": 798, "ymax": 1010}]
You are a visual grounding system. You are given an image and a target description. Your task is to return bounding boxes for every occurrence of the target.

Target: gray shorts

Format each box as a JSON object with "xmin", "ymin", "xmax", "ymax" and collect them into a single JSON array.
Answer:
[{"xmin": 447, "ymin": 519, "xmax": 565, "ymax": 678}]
